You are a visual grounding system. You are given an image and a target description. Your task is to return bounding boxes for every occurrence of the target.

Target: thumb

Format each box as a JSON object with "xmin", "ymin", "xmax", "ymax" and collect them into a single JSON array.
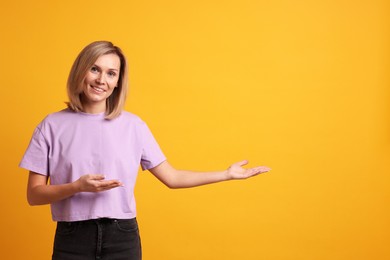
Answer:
[
  {"xmin": 89, "ymin": 174, "xmax": 106, "ymax": 180},
  {"xmin": 235, "ymin": 160, "xmax": 249, "ymax": 167}
]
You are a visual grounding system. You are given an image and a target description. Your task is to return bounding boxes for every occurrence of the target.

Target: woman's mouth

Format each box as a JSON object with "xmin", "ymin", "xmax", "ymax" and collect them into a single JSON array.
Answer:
[{"xmin": 91, "ymin": 85, "xmax": 105, "ymax": 93}]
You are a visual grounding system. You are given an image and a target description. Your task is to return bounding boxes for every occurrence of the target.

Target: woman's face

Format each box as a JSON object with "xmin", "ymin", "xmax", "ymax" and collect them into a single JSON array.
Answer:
[{"xmin": 82, "ymin": 53, "xmax": 121, "ymax": 111}]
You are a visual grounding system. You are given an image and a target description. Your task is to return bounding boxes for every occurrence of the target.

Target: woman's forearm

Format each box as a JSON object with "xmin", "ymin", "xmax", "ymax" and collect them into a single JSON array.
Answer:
[
  {"xmin": 166, "ymin": 169, "xmax": 230, "ymax": 189},
  {"xmin": 27, "ymin": 172, "xmax": 123, "ymax": 206},
  {"xmin": 149, "ymin": 160, "xmax": 270, "ymax": 189},
  {"xmin": 28, "ymin": 181, "xmax": 79, "ymax": 206}
]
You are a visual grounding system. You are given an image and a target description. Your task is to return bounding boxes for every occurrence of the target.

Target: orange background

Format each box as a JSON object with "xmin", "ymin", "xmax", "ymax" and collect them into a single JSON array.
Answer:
[{"xmin": 1, "ymin": 0, "xmax": 389, "ymax": 259}]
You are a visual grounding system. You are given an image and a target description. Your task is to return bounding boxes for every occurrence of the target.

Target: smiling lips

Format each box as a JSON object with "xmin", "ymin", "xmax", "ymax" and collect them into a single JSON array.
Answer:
[{"xmin": 91, "ymin": 85, "xmax": 106, "ymax": 93}]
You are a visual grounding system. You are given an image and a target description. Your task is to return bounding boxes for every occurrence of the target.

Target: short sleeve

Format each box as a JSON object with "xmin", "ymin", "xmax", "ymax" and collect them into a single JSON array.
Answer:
[
  {"xmin": 140, "ymin": 123, "xmax": 166, "ymax": 171},
  {"xmin": 19, "ymin": 127, "xmax": 50, "ymax": 176}
]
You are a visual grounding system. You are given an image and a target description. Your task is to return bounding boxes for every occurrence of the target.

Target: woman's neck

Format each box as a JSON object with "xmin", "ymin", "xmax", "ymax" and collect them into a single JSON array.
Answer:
[{"xmin": 82, "ymin": 102, "xmax": 106, "ymax": 114}]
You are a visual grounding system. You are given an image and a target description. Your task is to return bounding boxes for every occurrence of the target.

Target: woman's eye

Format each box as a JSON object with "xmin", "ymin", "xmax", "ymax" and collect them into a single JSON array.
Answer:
[
  {"xmin": 108, "ymin": 71, "xmax": 116, "ymax": 77},
  {"xmin": 91, "ymin": 66, "xmax": 99, "ymax": 73}
]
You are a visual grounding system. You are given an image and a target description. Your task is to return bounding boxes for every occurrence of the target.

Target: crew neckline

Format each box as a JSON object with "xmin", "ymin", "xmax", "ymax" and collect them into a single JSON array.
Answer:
[{"xmin": 77, "ymin": 110, "xmax": 106, "ymax": 118}]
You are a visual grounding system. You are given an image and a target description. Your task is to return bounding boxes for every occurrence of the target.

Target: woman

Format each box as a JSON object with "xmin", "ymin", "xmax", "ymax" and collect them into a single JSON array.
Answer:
[{"xmin": 19, "ymin": 41, "xmax": 270, "ymax": 260}]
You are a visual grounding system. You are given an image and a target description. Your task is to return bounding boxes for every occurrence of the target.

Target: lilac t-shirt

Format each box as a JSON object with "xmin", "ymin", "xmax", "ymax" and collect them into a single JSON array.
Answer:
[{"xmin": 19, "ymin": 109, "xmax": 166, "ymax": 221}]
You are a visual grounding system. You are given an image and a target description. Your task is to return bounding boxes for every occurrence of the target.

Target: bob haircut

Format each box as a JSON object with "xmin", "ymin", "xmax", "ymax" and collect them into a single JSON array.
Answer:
[{"xmin": 66, "ymin": 41, "xmax": 128, "ymax": 120}]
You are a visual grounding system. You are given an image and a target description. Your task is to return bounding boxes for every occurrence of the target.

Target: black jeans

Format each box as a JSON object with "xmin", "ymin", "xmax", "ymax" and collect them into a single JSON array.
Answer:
[{"xmin": 52, "ymin": 218, "xmax": 141, "ymax": 260}]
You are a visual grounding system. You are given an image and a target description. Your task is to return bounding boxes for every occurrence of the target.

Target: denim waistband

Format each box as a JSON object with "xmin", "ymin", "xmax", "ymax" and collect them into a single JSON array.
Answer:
[{"xmin": 58, "ymin": 217, "xmax": 136, "ymax": 224}]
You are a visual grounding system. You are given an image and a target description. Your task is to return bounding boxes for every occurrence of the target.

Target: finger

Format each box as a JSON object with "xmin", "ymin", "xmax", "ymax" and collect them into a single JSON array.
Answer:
[
  {"xmin": 257, "ymin": 166, "xmax": 271, "ymax": 172},
  {"xmin": 242, "ymin": 166, "xmax": 270, "ymax": 178},
  {"xmin": 96, "ymin": 180, "xmax": 122, "ymax": 189},
  {"xmin": 252, "ymin": 166, "xmax": 271, "ymax": 174},
  {"xmin": 98, "ymin": 183, "xmax": 122, "ymax": 191},
  {"xmin": 105, "ymin": 182, "xmax": 123, "ymax": 190},
  {"xmin": 235, "ymin": 160, "xmax": 249, "ymax": 167},
  {"xmin": 89, "ymin": 174, "xmax": 106, "ymax": 180},
  {"xmin": 245, "ymin": 168, "xmax": 260, "ymax": 177}
]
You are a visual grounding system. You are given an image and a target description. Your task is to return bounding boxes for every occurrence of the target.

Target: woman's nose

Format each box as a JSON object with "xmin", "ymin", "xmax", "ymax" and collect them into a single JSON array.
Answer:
[{"xmin": 96, "ymin": 73, "xmax": 106, "ymax": 84}]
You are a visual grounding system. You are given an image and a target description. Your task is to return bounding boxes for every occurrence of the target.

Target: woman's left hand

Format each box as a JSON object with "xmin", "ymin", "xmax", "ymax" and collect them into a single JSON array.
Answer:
[{"xmin": 227, "ymin": 160, "xmax": 271, "ymax": 180}]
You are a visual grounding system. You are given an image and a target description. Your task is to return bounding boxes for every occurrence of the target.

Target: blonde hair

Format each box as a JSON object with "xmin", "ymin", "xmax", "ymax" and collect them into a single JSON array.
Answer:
[{"xmin": 66, "ymin": 41, "xmax": 128, "ymax": 119}]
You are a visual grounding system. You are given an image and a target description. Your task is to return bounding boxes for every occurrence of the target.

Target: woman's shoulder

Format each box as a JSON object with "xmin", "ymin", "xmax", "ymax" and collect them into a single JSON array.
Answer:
[
  {"xmin": 43, "ymin": 108, "xmax": 77, "ymax": 122},
  {"xmin": 119, "ymin": 111, "xmax": 145, "ymax": 124},
  {"xmin": 31, "ymin": 109, "xmax": 75, "ymax": 135}
]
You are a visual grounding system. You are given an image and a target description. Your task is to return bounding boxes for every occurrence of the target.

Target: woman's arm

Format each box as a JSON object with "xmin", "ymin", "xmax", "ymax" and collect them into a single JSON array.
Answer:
[
  {"xmin": 149, "ymin": 160, "xmax": 270, "ymax": 189},
  {"xmin": 27, "ymin": 171, "xmax": 123, "ymax": 206}
]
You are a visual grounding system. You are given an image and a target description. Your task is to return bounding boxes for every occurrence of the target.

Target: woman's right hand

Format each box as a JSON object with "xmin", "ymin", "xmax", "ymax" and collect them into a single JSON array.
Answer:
[{"xmin": 74, "ymin": 174, "xmax": 123, "ymax": 192}]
